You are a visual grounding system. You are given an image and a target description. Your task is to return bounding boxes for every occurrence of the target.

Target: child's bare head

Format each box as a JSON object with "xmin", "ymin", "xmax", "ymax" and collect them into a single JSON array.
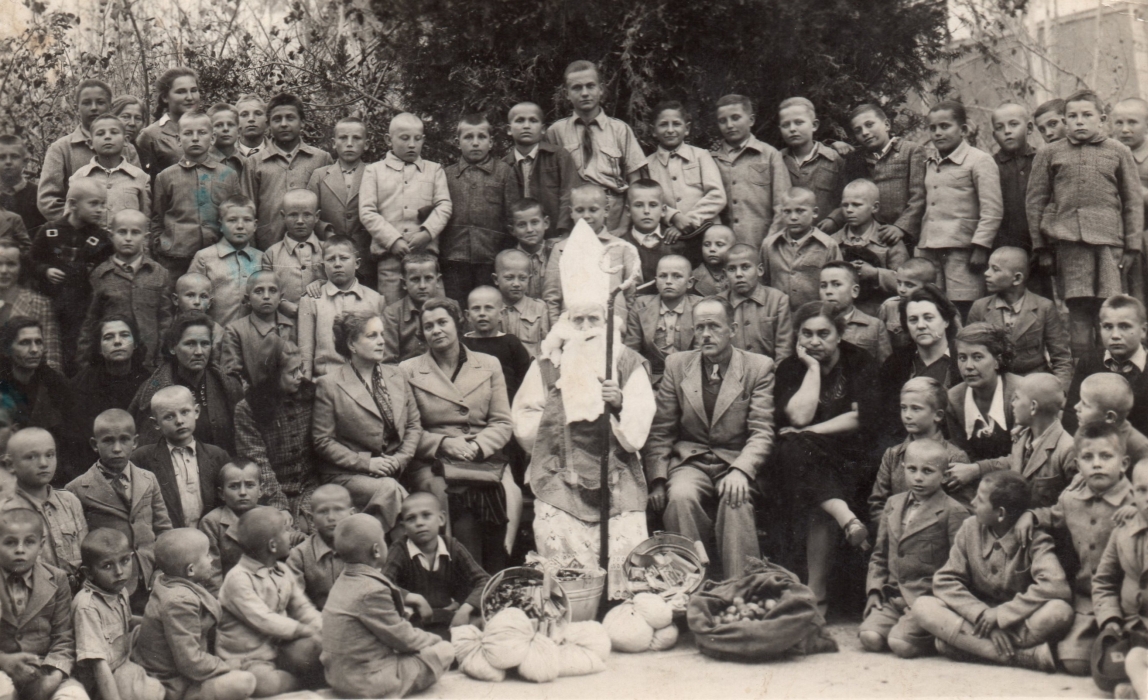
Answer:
[
  {"xmin": 563, "ymin": 60, "xmax": 602, "ymax": 116},
  {"xmin": 173, "ymin": 273, "xmax": 212, "ymax": 313},
  {"xmin": 91, "ymin": 409, "xmax": 137, "ymax": 473},
  {"xmin": 849, "ymin": 103, "xmax": 891, "ymax": 152},
  {"xmin": 1132, "ymin": 458, "xmax": 1148, "ymax": 518},
  {"xmin": 217, "ymin": 460, "xmax": 262, "ymax": 516},
  {"xmin": 701, "ymin": 225, "xmax": 736, "ymax": 269},
  {"xmin": 902, "ymin": 438, "xmax": 949, "ymax": 500},
  {"xmin": 0, "ymin": 134, "xmax": 28, "ymax": 184},
  {"xmin": 507, "ymin": 102, "xmax": 545, "ymax": 147},
  {"xmin": 281, "ymin": 188, "xmax": 319, "ymax": 242},
  {"xmin": 467, "ymin": 285, "xmax": 504, "ymax": 337},
  {"xmin": 1113, "ymin": 98, "xmax": 1148, "ymax": 151},
  {"xmin": 401, "ymin": 254, "xmax": 441, "ymax": 306},
  {"xmin": 974, "ymin": 470, "xmax": 1031, "ymax": 530},
  {"xmin": 90, "ymin": 114, "xmax": 127, "ymax": 161},
  {"xmin": 400, "ymin": 492, "xmax": 445, "ymax": 549},
  {"xmin": 322, "ymin": 236, "xmax": 360, "ymax": 288},
  {"xmin": 570, "ymin": 184, "xmax": 608, "ymax": 233},
  {"xmin": 457, "ymin": 113, "xmax": 494, "ymax": 165},
  {"xmin": 1011, "ymin": 373, "xmax": 1064, "ymax": 429},
  {"xmin": 334, "ymin": 513, "xmax": 388, "ymax": 565},
  {"xmin": 492, "ymin": 249, "xmax": 530, "ymax": 304},
  {"xmin": 778, "ymin": 97, "xmax": 818, "ymax": 151},
  {"xmin": 779, "ymin": 187, "xmax": 818, "ymax": 236},
  {"xmin": 509, "ymin": 198, "xmax": 548, "ymax": 248},
  {"xmin": 840, "ymin": 179, "xmax": 880, "ymax": 228},
  {"xmin": 899, "ymin": 376, "xmax": 947, "ymax": 436},
  {"xmin": 1099, "ymin": 295, "xmax": 1148, "ymax": 362},
  {"xmin": 983, "ymin": 246, "xmax": 1028, "ymax": 295},
  {"xmin": 219, "ymin": 195, "xmax": 256, "ymax": 249},
  {"xmin": 110, "ymin": 210, "xmax": 149, "ymax": 260},
  {"xmin": 387, "ymin": 112, "xmax": 425, "ymax": 163},
  {"xmin": 715, "ymin": 94, "xmax": 755, "ymax": 146},
  {"xmin": 818, "ymin": 260, "xmax": 860, "ymax": 310},
  {"xmin": 1074, "ymin": 421, "xmax": 1128, "ymax": 496},
  {"xmin": 991, "ymin": 103, "xmax": 1032, "ymax": 154},
  {"xmin": 1077, "ymin": 372, "xmax": 1135, "ymax": 426},
  {"xmin": 0, "ymin": 508, "xmax": 43, "ymax": 575},
  {"xmin": 237, "ymin": 506, "xmax": 292, "ymax": 561},
  {"xmin": 724, "ymin": 243, "xmax": 763, "ymax": 296},
  {"xmin": 310, "ymin": 484, "xmax": 354, "ymax": 544},
  {"xmin": 155, "ymin": 528, "xmax": 213, "ymax": 582},
  {"xmin": 245, "ymin": 270, "xmax": 281, "ymax": 319},
  {"xmin": 627, "ymin": 178, "xmax": 663, "ymax": 234},
  {"xmin": 6, "ymin": 427, "xmax": 57, "ymax": 490},
  {"xmin": 895, "ymin": 257, "xmax": 938, "ymax": 299},
  {"xmin": 66, "ymin": 178, "xmax": 107, "ymax": 225},
  {"xmin": 655, "ymin": 255, "xmax": 692, "ymax": 302},
  {"xmin": 1033, "ymin": 98, "xmax": 1067, "ymax": 143},
  {"xmin": 150, "ymin": 385, "xmax": 199, "ymax": 446},
  {"xmin": 333, "ymin": 117, "xmax": 367, "ymax": 164},
  {"xmin": 81, "ymin": 528, "xmax": 133, "ymax": 593}
]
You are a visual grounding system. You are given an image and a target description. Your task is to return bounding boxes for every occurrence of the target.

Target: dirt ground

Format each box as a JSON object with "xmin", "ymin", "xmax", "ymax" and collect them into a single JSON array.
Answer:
[{"xmin": 269, "ymin": 621, "xmax": 1107, "ymax": 699}]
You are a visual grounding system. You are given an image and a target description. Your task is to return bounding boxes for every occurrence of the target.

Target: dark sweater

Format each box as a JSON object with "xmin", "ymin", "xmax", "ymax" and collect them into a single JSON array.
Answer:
[
  {"xmin": 1, "ymin": 184, "xmax": 46, "ymax": 233},
  {"xmin": 461, "ymin": 333, "xmax": 532, "ymax": 401},
  {"xmin": 381, "ymin": 536, "xmax": 490, "ymax": 612}
]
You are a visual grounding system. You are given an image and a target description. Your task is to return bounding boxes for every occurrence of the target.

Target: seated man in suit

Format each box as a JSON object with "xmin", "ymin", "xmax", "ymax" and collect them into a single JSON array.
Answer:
[
  {"xmin": 644, "ymin": 295, "xmax": 776, "ymax": 580},
  {"xmin": 132, "ymin": 385, "xmax": 231, "ymax": 529}
]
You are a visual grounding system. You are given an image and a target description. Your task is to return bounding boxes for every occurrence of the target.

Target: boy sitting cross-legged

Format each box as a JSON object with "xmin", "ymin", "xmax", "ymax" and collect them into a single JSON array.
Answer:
[
  {"xmin": 133, "ymin": 528, "xmax": 257, "ymax": 700},
  {"xmin": 0, "ymin": 508, "xmax": 85, "ymax": 700},
  {"xmin": 860, "ymin": 439, "xmax": 970, "ymax": 657},
  {"xmin": 323, "ymin": 513, "xmax": 455, "ymax": 699},
  {"xmin": 71, "ymin": 528, "xmax": 165, "ymax": 700},
  {"xmin": 216, "ymin": 506, "xmax": 322, "ymax": 697},
  {"xmin": 913, "ymin": 470, "xmax": 1074, "ymax": 672}
]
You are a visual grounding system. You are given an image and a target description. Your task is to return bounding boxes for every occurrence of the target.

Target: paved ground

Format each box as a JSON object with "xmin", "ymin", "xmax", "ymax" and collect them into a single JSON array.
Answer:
[{"xmin": 270, "ymin": 622, "xmax": 1106, "ymax": 699}]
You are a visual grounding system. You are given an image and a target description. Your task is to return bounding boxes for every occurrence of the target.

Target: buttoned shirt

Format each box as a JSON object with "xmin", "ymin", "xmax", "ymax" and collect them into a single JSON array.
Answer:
[
  {"xmin": 727, "ymin": 283, "xmax": 793, "ymax": 361},
  {"xmin": 286, "ymin": 533, "xmax": 342, "ymax": 609},
  {"xmin": 546, "ymin": 110, "xmax": 646, "ymax": 193},
  {"xmin": 189, "ymin": 238, "xmax": 261, "ymax": 327},
  {"xmin": 359, "ymin": 151, "xmax": 452, "ymax": 257},
  {"xmin": 964, "ymin": 376, "xmax": 1007, "ymax": 439},
  {"xmin": 217, "ymin": 554, "xmax": 322, "ymax": 662},
  {"xmin": 3, "ymin": 568, "xmax": 33, "ymax": 617},
  {"xmin": 72, "ymin": 581, "xmax": 132, "ymax": 669},
  {"xmin": 237, "ymin": 139, "xmax": 269, "ymax": 158},
  {"xmin": 251, "ymin": 141, "xmax": 333, "ymax": 249},
  {"xmin": 761, "ymin": 227, "xmax": 842, "ymax": 309},
  {"xmin": 261, "ymin": 233, "xmax": 325, "ymax": 304},
  {"xmin": 654, "ymin": 300, "xmax": 683, "ymax": 353},
  {"xmin": 500, "ymin": 295, "xmax": 549, "ymax": 358},
  {"xmin": 631, "ymin": 225, "xmax": 663, "ymax": 250},
  {"xmin": 516, "ymin": 241, "xmax": 552, "ymax": 299},
  {"xmin": 406, "ymin": 536, "xmax": 451, "ymax": 572},
  {"xmin": 921, "ymin": 140, "xmax": 1003, "ymax": 250},
  {"xmin": 150, "ymin": 157, "xmax": 242, "ymax": 259},
  {"xmin": 70, "ymin": 156, "xmax": 150, "ymax": 227},
  {"xmin": 1104, "ymin": 344, "xmax": 1148, "ymax": 376},
  {"xmin": 5, "ymin": 486, "xmax": 86, "ymax": 576},
  {"xmin": 167, "ymin": 441, "xmax": 204, "ymax": 526},
  {"xmin": 712, "ymin": 135, "xmax": 790, "ymax": 249},
  {"xmin": 299, "ymin": 280, "xmax": 387, "ymax": 378},
  {"xmin": 441, "ymin": 156, "xmax": 519, "ymax": 262},
  {"xmin": 644, "ymin": 143, "xmax": 726, "ymax": 227},
  {"xmin": 990, "ymin": 293, "xmax": 1025, "ymax": 330}
]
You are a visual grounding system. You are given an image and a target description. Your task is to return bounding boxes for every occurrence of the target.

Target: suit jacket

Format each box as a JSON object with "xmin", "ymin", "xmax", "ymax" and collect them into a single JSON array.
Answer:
[
  {"xmin": 321, "ymin": 563, "xmax": 445, "ymax": 698},
  {"xmin": 308, "ymin": 161, "xmax": 366, "ymax": 241},
  {"xmin": 644, "ymin": 348, "xmax": 776, "ymax": 482},
  {"xmin": 312, "ymin": 362, "xmax": 422, "ymax": 476},
  {"xmin": 867, "ymin": 489, "xmax": 970, "ymax": 604},
  {"xmin": 976, "ymin": 420, "xmax": 1076, "ymax": 509},
  {"xmin": 502, "ymin": 141, "xmax": 581, "ymax": 238},
  {"xmin": 624, "ymin": 294, "xmax": 698, "ymax": 377},
  {"xmin": 0, "ymin": 561, "xmax": 75, "ymax": 674},
  {"xmin": 967, "ymin": 290, "xmax": 1072, "ymax": 389},
  {"xmin": 132, "ymin": 440, "xmax": 231, "ymax": 528},
  {"xmin": 399, "ymin": 349, "xmax": 513, "ymax": 461},
  {"xmin": 66, "ymin": 462, "xmax": 172, "ymax": 586}
]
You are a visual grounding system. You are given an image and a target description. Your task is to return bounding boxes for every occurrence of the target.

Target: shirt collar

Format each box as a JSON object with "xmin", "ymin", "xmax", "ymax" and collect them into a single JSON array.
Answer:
[
  {"xmin": 166, "ymin": 440, "xmax": 196, "ymax": 457},
  {"xmin": 250, "ymin": 312, "xmax": 288, "ymax": 336},
  {"xmin": 964, "ymin": 376, "xmax": 1007, "ymax": 438},
  {"xmin": 990, "ymin": 292, "xmax": 1026, "ymax": 315},
  {"xmin": 236, "ymin": 553, "xmax": 288, "ymax": 578},
  {"xmin": 702, "ymin": 352, "xmax": 732, "ymax": 380},
  {"xmin": 406, "ymin": 536, "xmax": 450, "ymax": 569},
  {"xmin": 1067, "ymin": 476, "xmax": 1132, "ymax": 507},
  {"xmin": 114, "ymin": 254, "xmax": 144, "ymax": 272},
  {"xmin": 631, "ymin": 226, "xmax": 663, "ymax": 249},
  {"xmin": 865, "ymin": 137, "xmax": 897, "ymax": 164},
  {"xmin": 385, "ymin": 151, "xmax": 423, "ymax": 171},
  {"xmin": 311, "ymin": 533, "xmax": 334, "ymax": 560},
  {"xmin": 1105, "ymin": 344, "xmax": 1148, "ymax": 372},
  {"xmin": 1067, "ymin": 131, "xmax": 1108, "ymax": 146},
  {"xmin": 842, "ymin": 220, "xmax": 879, "ymax": 246},
  {"xmin": 85, "ymin": 155, "xmax": 131, "ymax": 174},
  {"xmin": 215, "ymin": 237, "xmax": 253, "ymax": 259},
  {"xmin": 7, "ymin": 567, "xmax": 34, "ymax": 590},
  {"xmin": 82, "ymin": 579, "xmax": 128, "ymax": 606},
  {"xmin": 722, "ymin": 134, "xmax": 766, "ymax": 158},
  {"xmin": 0, "ymin": 177, "xmax": 28, "ymax": 196},
  {"xmin": 659, "ymin": 299, "xmax": 684, "ymax": 317},
  {"xmin": 514, "ymin": 145, "xmax": 540, "ymax": 162},
  {"xmin": 1132, "ymin": 142, "xmax": 1148, "ymax": 165},
  {"xmin": 288, "ymin": 234, "xmax": 321, "ymax": 256},
  {"xmin": 71, "ymin": 125, "xmax": 92, "ymax": 143},
  {"xmin": 928, "ymin": 139, "xmax": 971, "ymax": 165},
  {"xmin": 979, "ymin": 523, "xmax": 1021, "ymax": 559},
  {"xmin": 655, "ymin": 144, "xmax": 691, "ymax": 167},
  {"xmin": 271, "ymin": 140, "xmax": 302, "ymax": 161},
  {"xmin": 995, "ymin": 143, "xmax": 1036, "ymax": 163},
  {"xmin": 325, "ymin": 280, "xmax": 364, "ymax": 298},
  {"xmin": 178, "ymin": 157, "xmax": 219, "ymax": 170},
  {"xmin": 458, "ymin": 155, "xmax": 495, "ymax": 174},
  {"xmin": 574, "ymin": 111, "xmax": 607, "ymax": 129}
]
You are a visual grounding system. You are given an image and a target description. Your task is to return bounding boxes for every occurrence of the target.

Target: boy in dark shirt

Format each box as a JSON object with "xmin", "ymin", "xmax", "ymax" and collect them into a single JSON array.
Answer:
[{"xmin": 0, "ymin": 134, "xmax": 45, "ymax": 233}]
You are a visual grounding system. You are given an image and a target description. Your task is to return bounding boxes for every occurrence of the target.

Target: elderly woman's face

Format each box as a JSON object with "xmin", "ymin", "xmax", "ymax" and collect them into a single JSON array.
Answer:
[
  {"xmin": 173, "ymin": 325, "xmax": 212, "ymax": 373},
  {"xmin": 956, "ymin": 340, "xmax": 1000, "ymax": 390},
  {"xmin": 797, "ymin": 315, "xmax": 841, "ymax": 363},
  {"xmin": 905, "ymin": 300, "xmax": 949, "ymax": 350},
  {"xmin": 10, "ymin": 327, "xmax": 43, "ymax": 371},
  {"xmin": 99, "ymin": 320, "xmax": 135, "ymax": 363},
  {"xmin": 0, "ymin": 247, "xmax": 20, "ymax": 290},
  {"xmin": 568, "ymin": 304, "xmax": 606, "ymax": 332},
  {"xmin": 421, "ymin": 308, "xmax": 458, "ymax": 352},
  {"xmin": 278, "ymin": 355, "xmax": 304, "ymax": 395},
  {"xmin": 349, "ymin": 316, "xmax": 386, "ymax": 363}
]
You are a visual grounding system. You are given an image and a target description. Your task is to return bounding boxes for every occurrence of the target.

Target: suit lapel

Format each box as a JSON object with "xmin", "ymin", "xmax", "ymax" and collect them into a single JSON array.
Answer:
[
  {"xmin": 887, "ymin": 494, "xmax": 906, "ymax": 545},
  {"xmin": 678, "ymin": 297, "xmax": 696, "ymax": 350},
  {"xmin": 127, "ymin": 464, "xmax": 147, "ymax": 517},
  {"xmin": 1008, "ymin": 292, "xmax": 1038, "ymax": 345},
  {"xmin": 901, "ymin": 493, "xmax": 944, "ymax": 541},
  {"xmin": 153, "ymin": 447, "xmax": 185, "ymax": 527},
  {"xmin": 19, "ymin": 564, "xmax": 56, "ymax": 627},
  {"xmin": 82, "ymin": 469, "xmax": 130, "ymax": 517},
  {"xmin": 347, "ymin": 162, "xmax": 364, "ymax": 207},
  {"xmin": 337, "ymin": 364, "xmax": 383, "ymax": 420},
  {"xmin": 1023, "ymin": 424, "xmax": 1058, "ymax": 478},
  {"xmin": 324, "ymin": 167, "xmax": 350, "ymax": 206},
  {"xmin": 709, "ymin": 350, "xmax": 744, "ymax": 427},
  {"xmin": 408, "ymin": 353, "xmax": 467, "ymax": 406},
  {"xmin": 195, "ymin": 442, "xmax": 218, "ymax": 514},
  {"xmin": 681, "ymin": 352, "xmax": 706, "ymax": 426},
  {"xmin": 640, "ymin": 301, "xmax": 659, "ymax": 352}
]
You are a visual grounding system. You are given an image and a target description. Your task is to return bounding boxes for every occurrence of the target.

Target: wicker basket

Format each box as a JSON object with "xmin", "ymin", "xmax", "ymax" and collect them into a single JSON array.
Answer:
[{"xmin": 480, "ymin": 566, "xmax": 572, "ymax": 635}]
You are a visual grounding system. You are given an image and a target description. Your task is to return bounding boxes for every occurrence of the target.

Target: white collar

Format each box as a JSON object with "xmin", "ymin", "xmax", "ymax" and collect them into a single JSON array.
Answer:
[
  {"xmin": 406, "ymin": 536, "xmax": 450, "ymax": 570},
  {"xmin": 514, "ymin": 144, "xmax": 540, "ymax": 162},
  {"xmin": 964, "ymin": 376, "xmax": 1007, "ymax": 438},
  {"xmin": 631, "ymin": 226, "xmax": 663, "ymax": 250},
  {"xmin": 1105, "ymin": 344, "xmax": 1148, "ymax": 371}
]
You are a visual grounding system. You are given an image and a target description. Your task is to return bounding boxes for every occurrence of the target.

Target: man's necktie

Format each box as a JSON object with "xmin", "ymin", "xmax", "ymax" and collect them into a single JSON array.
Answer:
[
  {"xmin": 101, "ymin": 467, "xmax": 131, "ymax": 505},
  {"xmin": 577, "ymin": 119, "xmax": 594, "ymax": 166},
  {"xmin": 520, "ymin": 156, "xmax": 534, "ymax": 198},
  {"xmin": 1106, "ymin": 357, "xmax": 1141, "ymax": 379}
]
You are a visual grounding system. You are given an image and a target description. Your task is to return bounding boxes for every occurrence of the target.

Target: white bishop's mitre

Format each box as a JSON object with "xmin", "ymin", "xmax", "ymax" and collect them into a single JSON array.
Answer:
[{"xmin": 558, "ymin": 218, "xmax": 611, "ymax": 311}]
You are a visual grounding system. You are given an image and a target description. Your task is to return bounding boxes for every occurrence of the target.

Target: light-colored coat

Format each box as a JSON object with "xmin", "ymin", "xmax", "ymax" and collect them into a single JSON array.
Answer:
[
  {"xmin": 312, "ymin": 362, "xmax": 422, "ymax": 476},
  {"xmin": 867, "ymin": 489, "xmax": 970, "ymax": 604},
  {"xmin": 644, "ymin": 348, "xmax": 775, "ymax": 483},
  {"xmin": 399, "ymin": 350, "xmax": 513, "ymax": 461}
]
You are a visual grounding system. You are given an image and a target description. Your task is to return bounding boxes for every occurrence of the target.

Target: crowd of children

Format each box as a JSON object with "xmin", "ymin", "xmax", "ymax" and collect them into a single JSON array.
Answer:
[{"xmin": 0, "ymin": 59, "xmax": 1146, "ymax": 698}]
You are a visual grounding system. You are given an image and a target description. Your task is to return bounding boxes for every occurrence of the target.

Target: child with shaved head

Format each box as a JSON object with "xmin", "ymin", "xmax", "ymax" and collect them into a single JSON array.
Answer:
[
  {"xmin": 286, "ymin": 484, "xmax": 353, "ymax": 609},
  {"xmin": 216, "ymin": 506, "xmax": 321, "ymax": 696},
  {"xmin": 67, "ymin": 409, "xmax": 171, "ymax": 612},
  {"xmin": 492, "ymin": 248, "xmax": 550, "ymax": 358},
  {"xmin": 0, "ymin": 508, "xmax": 84, "ymax": 700},
  {"xmin": 968, "ymin": 245, "xmax": 1072, "ymax": 389},
  {"xmin": 323, "ymin": 513, "xmax": 455, "ymax": 699},
  {"xmin": 991, "ymin": 103, "xmax": 1037, "ymax": 252},
  {"xmin": 625, "ymin": 254, "xmax": 700, "ymax": 382},
  {"xmin": 171, "ymin": 272, "xmax": 225, "ymax": 364},
  {"xmin": 72, "ymin": 529, "xmax": 164, "ymax": 700},
  {"xmin": 948, "ymin": 373, "xmax": 1076, "ymax": 508},
  {"xmin": 134, "ymin": 528, "xmax": 257, "ymax": 700},
  {"xmin": 831, "ymin": 178, "xmax": 910, "ymax": 314},
  {"xmin": 361, "ymin": 111, "xmax": 452, "ymax": 302},
  {"xmin": 307, "ymin": 117, "xmax": 369, "ymax": 280},
  {"xmin": 382, "ymin": 492, "xmax": 491, "ymax": 637},
  {"xmin": 220, "ymin": 269, "xmax": 295, "ymax": 386},
  {"xmin": 3, "ymin": 427, "xmax": 87, "ymax": 589},
  {"xmin": 1074, "ymin": 372, "xmax": 1148, "ymax": 467},
  {"xmin": 259, "ymin": 188, "xmax": 327, "ymax": 315},
  {"xmin": 760, "ymin": 186, "xmax": 843, "ymax": 309},
  {"xmin": 503, "ymin": 103, "xmax": 579, "ymax": 238}
]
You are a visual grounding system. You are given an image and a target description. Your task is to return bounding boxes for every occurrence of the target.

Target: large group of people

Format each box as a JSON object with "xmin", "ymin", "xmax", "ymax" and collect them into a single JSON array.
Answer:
[{"xmin": 0, "ymin": 56, "xmax": 1147, "ymax": 699}]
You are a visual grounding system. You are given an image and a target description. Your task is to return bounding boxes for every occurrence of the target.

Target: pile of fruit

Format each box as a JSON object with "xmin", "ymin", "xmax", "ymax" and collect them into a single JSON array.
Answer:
[
  {"xmin": 715, "ymin": 595, "xmax": 779, "ymax": 624},
  {"xmin": 485, "ymin": 577, "xmax": 567, "ymax": 624}
]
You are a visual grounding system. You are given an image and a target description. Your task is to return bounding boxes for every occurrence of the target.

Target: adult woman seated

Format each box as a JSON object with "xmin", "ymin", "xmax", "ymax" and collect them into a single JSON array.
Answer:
[
  {"xmin": 0, "ymin": 317, "xmax": 71, "ymax": 473},
  {"xmin": 312, "ymin": 310, "xmax": 422, "ymax": 534},
  {"xmin": 66, "ymin": 315, "xmax": 151, "ymax": 475},
  {"xmin": 877, "ymin": 284, "xmax": 962, "ymax": 444},
  {"xmin": 130, "ymin": 311, "xmax": 242, "ymax": 452},
  {"xmin": 0, "ymin": 239, "xmax": 63, "ymax": 372},
  {"xmin": 400, "ymin": 298, "xmax": 513, "ymax": 572},
  {"xmin": 942, "ymin": 322, "xmax": 1020, "ymax": 488},
  {"xmin": 234, "ymin": 336, "xmax": 318, "ymax": 528},
  {"xmin": 771, "ymin": 301, "xmax": 879, "ymax": 614}
]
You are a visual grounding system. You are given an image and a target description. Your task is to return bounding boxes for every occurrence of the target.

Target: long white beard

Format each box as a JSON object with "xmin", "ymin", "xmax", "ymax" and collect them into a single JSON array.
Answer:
[{"xmin": 542, "ymin": 318, "xmax": 623, "ymax": 423}]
